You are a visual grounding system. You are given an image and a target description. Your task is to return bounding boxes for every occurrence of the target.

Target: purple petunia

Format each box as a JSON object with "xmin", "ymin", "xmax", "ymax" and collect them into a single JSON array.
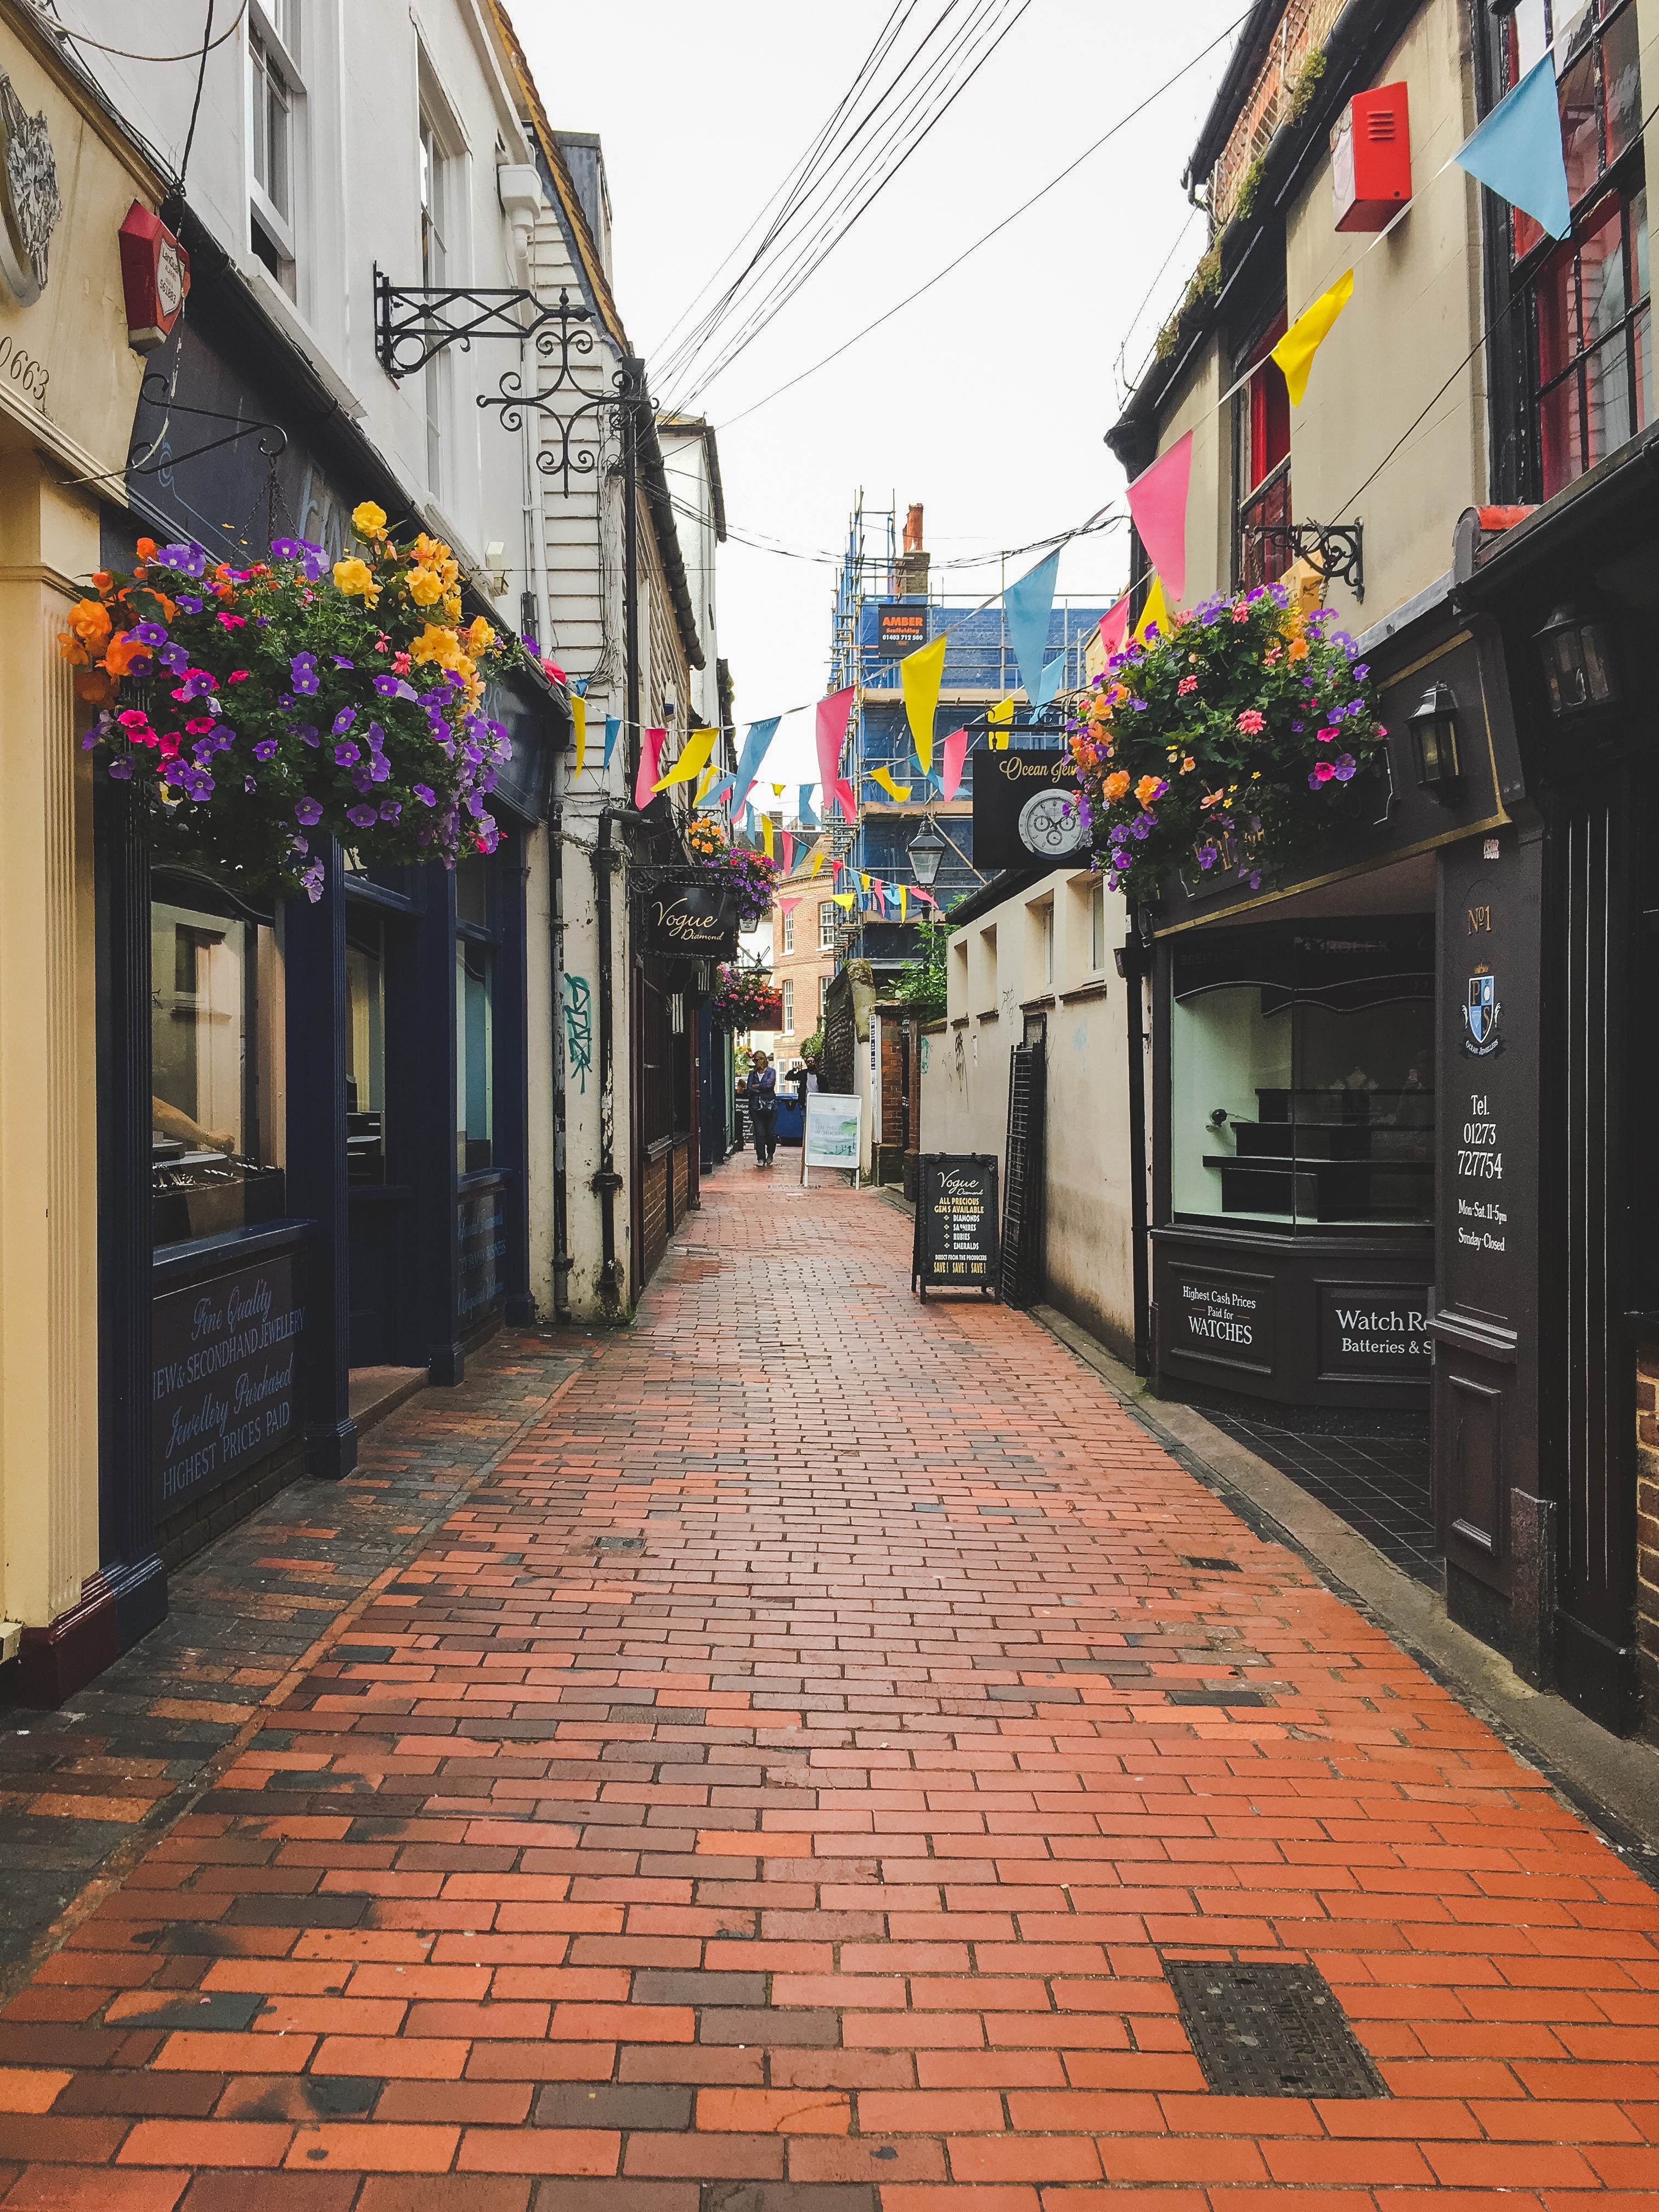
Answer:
[
  {"xmin": 1353, "ymin": 663, "xmax": 1370, "ymax": 678},
  {"xmin": 1333, "ymin": 753, "xmax": 1357, "ymax": 782},
  {"xmin": 108, "ymin": 759, "xmax": 133, "ymax": 780},
  {"xmin": 346, "ymin": 804, "xmax": 379, "ymax": 828},
  {"xmin": 379, "ymin": 799, "xmax": 402, "ymax": 822},
  {"xmin": 295, "ymin": 797, "xmax": 324, "ymax": 826},
  {"xmin": 413, "ymin": 785, "xmax": 436, "ymax": 806},
  {"xmin": 334, "ymin": 741, "xmax": 360, "ymax": 766},
  {"xmin": 254, "ymin": 738, "xmax": 278, "ymax": 761},
  {"xmin": 131, "ymin": 622, "xmax": 168, "ymax": 647},
  {"xmin": 245, "ymin": 776, "xmax": 258, "ymax": 792},
  {"xmin": 332, "ymin": 707, "xmax": 356, "ymax": 735},
  {"xmin": 1110, "ymin": 848, "xmax": 1132, "ymax": 870},
  {"xmin": 332, "ymin": 655, "xmax": 354, "ymax": 671}
]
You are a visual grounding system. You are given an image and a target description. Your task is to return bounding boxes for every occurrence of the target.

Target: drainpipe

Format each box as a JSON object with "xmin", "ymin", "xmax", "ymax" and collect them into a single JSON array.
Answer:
[
  {"xmin": 591, "ymin": 808, "xmax": 623, "ymax": 1312},
  {"xmin": 549, "ymin": 799, "xmax": 572, "ymax": 1320}
]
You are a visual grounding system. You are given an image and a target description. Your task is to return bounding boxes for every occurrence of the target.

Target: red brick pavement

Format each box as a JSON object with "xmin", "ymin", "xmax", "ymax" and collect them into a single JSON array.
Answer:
[{"xmin": 0, "ymin": 1165, "xmax": 1655, "ymax": 2211}]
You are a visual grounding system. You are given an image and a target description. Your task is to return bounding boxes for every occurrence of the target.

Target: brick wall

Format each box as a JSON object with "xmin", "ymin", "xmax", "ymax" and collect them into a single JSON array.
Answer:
[{"xmin": 1638, "ymin": 1349, "xmax": 1659, "ymax": 1741}]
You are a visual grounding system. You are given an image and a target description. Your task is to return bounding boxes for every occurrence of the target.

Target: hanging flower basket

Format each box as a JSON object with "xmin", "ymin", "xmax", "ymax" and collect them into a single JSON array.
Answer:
[
  {"xmin": 709, "ymin": 964, "xmax": 782, "ymax": 1031},
  {"xmin": 59, "ymin": 504, "xmax": 533, "ymax": 900},
  {"xmin": 1067, "ymin": 582, "xmax": 1387, "ymax": 905},
  {"xmin": 685, "ymin": 812, "xmax": 778, "ymax": 924}
]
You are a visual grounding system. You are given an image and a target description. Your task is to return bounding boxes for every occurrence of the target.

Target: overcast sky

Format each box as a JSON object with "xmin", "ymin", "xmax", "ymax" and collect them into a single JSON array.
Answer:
[{"xmin": 515, "ymin": 0, "xmax": 1247, "ymax": 783}]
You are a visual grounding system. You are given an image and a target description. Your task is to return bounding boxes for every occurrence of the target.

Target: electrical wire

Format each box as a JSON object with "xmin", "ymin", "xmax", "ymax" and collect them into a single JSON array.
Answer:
[
  {"xmin": 176, "ymin": 0, "xmax": 216, "ymax": 198},
  {"xmin": 38, "ymin": 0, "xmax": 246, "ymax": 62},
  {"xmin": 672, "ymin": 0, "xmax": 1031, "ymax": 405},
  {"xmin": 659, "ymin": 0, "xmax": 1034, "ymax": 408},
  {"xmin": 718, "ymin": 6, "xmax": 1252, "ymax": 428}
]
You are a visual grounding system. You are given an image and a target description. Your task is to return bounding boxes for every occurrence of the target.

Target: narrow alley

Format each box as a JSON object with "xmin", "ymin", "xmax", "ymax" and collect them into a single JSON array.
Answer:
[{"xmin": 0, "ymin": 1167, "xmax": 1654, "ymax": 2210}]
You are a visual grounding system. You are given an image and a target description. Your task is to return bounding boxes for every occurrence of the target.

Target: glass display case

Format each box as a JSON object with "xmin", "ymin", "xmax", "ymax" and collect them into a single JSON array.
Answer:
[
  {"xmin": 151, "ymin": 882, "xmax": 287, "ymax": 1245},
  {"xmin": 1169, "ymin": 918, "xmax": 1434, "ymax": 1228}
]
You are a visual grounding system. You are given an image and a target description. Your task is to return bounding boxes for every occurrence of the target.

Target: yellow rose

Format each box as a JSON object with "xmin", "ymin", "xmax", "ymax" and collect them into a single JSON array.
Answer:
[
  {"xmin": 352, "ymin": 501, "xmax": 388, "ymax": 539},
  {"xmin": 333, "ymin": 556, "xmax": 379, "ymax": 602},
  {"xmin": 407, "ymin": 566, "xmax": 444, "ymax": 606}
]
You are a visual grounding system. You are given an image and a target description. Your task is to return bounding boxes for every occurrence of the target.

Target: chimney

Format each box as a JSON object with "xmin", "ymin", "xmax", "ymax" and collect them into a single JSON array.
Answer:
[{"xmin": 891, "ymin": 501, "xmax": 929, "ymax": 599}]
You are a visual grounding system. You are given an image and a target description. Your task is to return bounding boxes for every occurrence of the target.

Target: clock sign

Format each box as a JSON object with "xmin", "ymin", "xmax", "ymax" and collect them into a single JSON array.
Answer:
[
  {"xmin": 1018, "ymin": 788, "xmax": 1088, "ymax": 858},
  {"xmin": 970, "ymin": 749, "xmax": 1087, "ymax": 870}
]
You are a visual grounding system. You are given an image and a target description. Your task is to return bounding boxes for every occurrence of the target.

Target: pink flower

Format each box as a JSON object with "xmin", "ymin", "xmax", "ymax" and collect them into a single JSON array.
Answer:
[
  {"xmin": 1317, "ymin": 725, "xmax": 1339, "ymax": 743},
  {"xmin": 1231, "ymin": 602, "xmax": 1252, "ymax": 623},
  {"xmin": 217, "ymin": 612, "xmax": 246, "ymax": 629},
  {"xmin": 1310, "ymin": 759, "xmax": 1336, "ymax": 784},
  {"xmin": 1237, "ymin": 709, "xmax": 1266, "ymax": 735},
  {"xmin": 1177, "ymin": 675, "xmax": 1198, "ymax": 696},
  {"xmin": 228, "ymin": 670, "xmax": 251, "ymax": 684}
]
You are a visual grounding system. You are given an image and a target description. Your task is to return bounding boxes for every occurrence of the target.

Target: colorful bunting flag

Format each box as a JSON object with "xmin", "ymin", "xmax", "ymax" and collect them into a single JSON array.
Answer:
[
  {"xmin": 780, "ymin": 896, "xmax": 803, "ymax": 912},
  {"xmin": 810, "ymin": 848, "xmax": 827, "ymax": 877},
  {"xmin": 1133, "ymin": 573, "xmax": 1175, "ymax": 647},
  {"xmin": 699, "ymin": 771, "xmax": 735, "ymax": 812},
  {"xmin": 871, "ymin": 764, "xmax": 912, "ymax": 803},
  {"xmin": 1098, "ymin": 593, "xmax": 1130, "ymax": 659},
  {"xmin": 1125, "ymin": 431, "xmax": 1193, "ymax": 607},
  {"xmin": 635, "ymin": 728, "xmax": 666, "ymax": 811},
  {"xmin": 898, "ymin": 885, "xmax": 909, "ymax": 921},
  {"xmin": 571, "ymin": 693, "xmax": 587, "ymax": 776},
  {"xmin": 1271, "ymin": 269, "xmax": 1355, "ymax": 407},
  {"xmin": 1004, "ymin": 551, "xmax": 1060, "ymax": 705},
  {"xmin": 798, "ymin": 783, "xmax": 820, "ymax": 830},
  {"xmin": 652, "ymin": 725, "xmax": 717, "ymax": 793},
  {"xmin": 988, "ymin": 697, "xmax": 1015, "ymax": 751},
  {"xmin": 1453, "ymin": 50, "xmax": 1571, "ymax": 241},
  {"xmin": 603, "ymin": 717, "xmax": 621, "ymax": 769},
  {"xmin": 899, "ymin": 631, "xmax": 947, "ymax": 775},
  {"xmin": 815, "ymin": 687, "xmax": 856, "ymax": 806},
  {"xmin": 941, "ymin": 726, "xmax": 969, "ymax": 801},
  {"xmin": 732, "ymin": 716, "xmax": 781, "ymax": 815},
  {"xmin": 781, "ymin": 830, "xmax": 795, "ymax": 873},
  {"xmin": 833, "ymin": 891, "xmax": 855, "ymax": 909},
  {"xmin": 692, "ymin": 758, "xmax": 720, "ymax": 808}
]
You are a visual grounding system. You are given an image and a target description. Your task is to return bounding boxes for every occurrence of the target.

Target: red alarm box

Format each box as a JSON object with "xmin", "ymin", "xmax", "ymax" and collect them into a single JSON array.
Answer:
[
  {"xmin": 118, "ymin": 202, "xmax": 190, "ymax": 352},
  {"xmin": 1331, "ymin": 82, "xmax": 1411, "ymax": 231}
]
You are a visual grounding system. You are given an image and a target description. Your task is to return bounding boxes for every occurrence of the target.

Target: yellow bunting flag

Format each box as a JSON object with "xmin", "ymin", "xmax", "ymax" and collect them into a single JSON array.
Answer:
[
  {"xmin": 1271, "ymin": 268, "xmax": 1355, "ymax": 407},
  {"xmin": 691, "ymin": 758, "xmax": 719, "ymax": 808},
  {"xmin": 760, "ymin": 814, "xmax": 775, "ymax": 858},
  {"xmin": 652, "ymin": 725, "xmax": 717, "ymax": 792},
  {"xmin": 898, "ymin": 885, "xmax": 909, "ymax": 921},
  {"xmin": 988, "ymin": 696, "xmax": 1015, "ymax": 750},
  {"xmin": 770, "ymin": 782, "xmax": 787, "ymax": 796},
  {"xmin": 571, "ymin": 692, "xmax": 587, "ymax": 776},
  {"xmin": 859, "ymin": 873, "xmax": 871, "ymax": 891},
  {"xmin": 1133, "ymin": 572, "xmax": 1174, "ymax": 646},
  {"xmin": 810, "ymin": 848, "xmax": 828, "ymax": 876},
  {"xmin": 899, "ymin": 632, "xmax": 947, "ymax": 775},
  {"xmin": 871, "ymin": 765, "xmax": 912, "ymax": 803},
  {"xmin": 833, "ymin": 891, "xmax": 855, "ymax": 908}
]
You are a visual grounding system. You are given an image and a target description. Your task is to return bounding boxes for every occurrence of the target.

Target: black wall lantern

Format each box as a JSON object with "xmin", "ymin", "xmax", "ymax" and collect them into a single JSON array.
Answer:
[
  {"xmin": 1534, "ymin": 601, "xmax": 1620, "ymax": 719},
  {"xmin": 1407, "ymin": 680, "xmax": 1464, "ymax": 804}
]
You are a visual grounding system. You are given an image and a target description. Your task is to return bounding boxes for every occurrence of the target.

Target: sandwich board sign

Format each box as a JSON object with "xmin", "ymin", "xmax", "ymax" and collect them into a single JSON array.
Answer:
[
  {"xmin": 912, "ymin": 1153, "xmax": 1000, "ymax": 1297},
  {"xmin": 801, "ymin": 1091, "xmax": 862, "ymax": 1186}
]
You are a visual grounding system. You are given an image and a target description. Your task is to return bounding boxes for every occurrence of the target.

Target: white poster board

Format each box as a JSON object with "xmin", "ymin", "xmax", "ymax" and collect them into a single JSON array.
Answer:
[{"xmin": 802, "ymin": 1091, "xmax": 862, "ymax": 1186}]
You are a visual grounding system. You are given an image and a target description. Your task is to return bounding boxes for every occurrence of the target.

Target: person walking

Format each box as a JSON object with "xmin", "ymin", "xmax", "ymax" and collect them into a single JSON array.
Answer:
[{"xmin": 743, "ymin": 1051, "xmax": 778, "ymax": 1168}]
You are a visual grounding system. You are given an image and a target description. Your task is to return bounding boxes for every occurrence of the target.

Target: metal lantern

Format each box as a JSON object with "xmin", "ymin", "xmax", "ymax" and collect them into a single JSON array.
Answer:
[
  {"xmin": 1407, "ymin": 681, "xmax": 1464, "ymax": 803},
  {"xmin": 906, "ymin": 816, "xmax": 947, "ymax": 888},
  {"xmin": 1533, "ymin": 602, "xmax": 1619, "ymax": 718}
]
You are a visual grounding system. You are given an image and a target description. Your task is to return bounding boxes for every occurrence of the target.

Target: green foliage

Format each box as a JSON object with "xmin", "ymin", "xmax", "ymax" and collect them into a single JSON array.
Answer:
[
  {"xmin": 1290, "ymin": 46, "xmax": 1327, "ymax": 122},
  {"xmin": 1234, "ymin": 154, "xmax": 1266, "ymax": 225},
  {"xmin": 798, "ymin": 1027, "xmax": 825, "ymax": 1062},
  {"xmin": 892, "ymin": 904, "xmax": 956, "ymax": 1022}
]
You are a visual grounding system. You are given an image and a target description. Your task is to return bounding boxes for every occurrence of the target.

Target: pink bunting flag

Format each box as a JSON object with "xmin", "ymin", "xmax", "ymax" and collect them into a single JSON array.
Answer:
[
  {"xmin": 815, "ymin": 687, "xmax": 855, "ymax": 802},
  {"xmin": 781, "ymin": 831, "xmax": 795, "ymax": 873},
  {"xmin": 941, "ymin": 726, "xmax": 968, "ymax": 803},
  {"xmin": 1098, "ymin": 592, "xmax": 1130, "ymax": 658},
  {"xmin": 780, "ymin": 896, "xmax": 803, "ymax": 912},
  {"xmin": 635, "ymin": 727, "xmax": 666, "ymax": 812},
  {"xmin": 1125, "ymin": 431, "xmax": 1193, "ymax": 608},
  {"xmin": 832, "ymin": 776, "xmax": 857, "ymax": 822}
]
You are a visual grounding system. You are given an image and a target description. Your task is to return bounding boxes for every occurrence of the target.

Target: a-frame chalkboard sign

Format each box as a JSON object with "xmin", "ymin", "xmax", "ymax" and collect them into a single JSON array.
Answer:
[{"xmin": 912, "ymin": 1153, "xmax": 1000, "ymax": 1299}]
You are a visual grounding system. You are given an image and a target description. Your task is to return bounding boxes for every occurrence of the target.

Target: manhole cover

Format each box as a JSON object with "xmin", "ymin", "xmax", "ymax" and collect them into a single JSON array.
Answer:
[
  {"xmin": 1167, "ymin": 1961, "xmax": 1385, "ymax": 2098},
  {"xmin": 1180, "ymin": 1555, "xmax": 1242, "ymax": 1572},
  {"xmin": 593, "ymin": 1536, "xmax": 644, "ymax": 1554}
]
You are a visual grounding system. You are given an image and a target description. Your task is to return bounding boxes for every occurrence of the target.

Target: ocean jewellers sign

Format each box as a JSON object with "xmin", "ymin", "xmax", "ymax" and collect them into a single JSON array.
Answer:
[
  {"xmin": 153, "ymin": 1256, "xmax": 304, "ymax": 1514},
  {"xmin": 970, "ymin": 749, "xmax": 1088, "ymax": 870}
]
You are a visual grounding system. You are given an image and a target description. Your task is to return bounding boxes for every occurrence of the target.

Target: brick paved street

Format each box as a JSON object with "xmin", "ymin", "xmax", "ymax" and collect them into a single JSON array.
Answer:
[{"xmin": 0, "ymin": 1163, "xmax": 1656, "ymax": 2210}]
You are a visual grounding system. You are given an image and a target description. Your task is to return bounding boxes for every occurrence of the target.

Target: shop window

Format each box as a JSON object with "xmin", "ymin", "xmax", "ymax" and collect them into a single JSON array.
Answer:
[
  {"xmin": 818, "ymin": 901, "xmax": 836, "ymax": 950},
  {"xmin": 782, "ymin": 977, "xmax": 794, "ymax": 1033},
  {"xmin": 345, "ymin": 917, "xmax": 386, "ymax": 1185},
  {"xmin": 1169, "ymin": 919, "xmax": 1434, "ymax": 1228},
  {"xmin": 151, "ymin": 888, "xmax": 286, "ymax": 1246},
  {"xmin": 1504, "ymin": 1, "xmax": 1648, "ymax": 498},
  {"xmin": 455, "ymin": 853, "xmax": 490, "ymax": 927},
  {"xmin": 456, "ymin": 941, "xmax": 495, "ymax": 1172},
  {"xmin": 1236, "ymin": 312, "xmax": 1291, "ymax": 590}
]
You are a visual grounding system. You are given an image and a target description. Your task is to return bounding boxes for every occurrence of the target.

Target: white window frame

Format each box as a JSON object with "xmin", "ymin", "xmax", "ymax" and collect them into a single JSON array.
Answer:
[
  {"xmin": 247, "ymin": 0, "xmax": 303, "ymax": 298},
  {"xmin": 1090, "ymin": 879, "xmax": 1107, "ymax": 974},
  {"xmin": 781, "ymin": 978, "xmax": 794, "ymax": 1034},
  {"xmin": 782, "ymin": 910, "xmax": 795, "ymax": 955},
  {"xmin": 819, "ymin": 973, "xmax": 830, "ymax": 1019},
  {"xmin": 418, "ymin": 98, "xmax": 459, "ymax": 500},
  {"xmin": 817, "ymin": 902, "xmax": 836, "ymax": 951}
]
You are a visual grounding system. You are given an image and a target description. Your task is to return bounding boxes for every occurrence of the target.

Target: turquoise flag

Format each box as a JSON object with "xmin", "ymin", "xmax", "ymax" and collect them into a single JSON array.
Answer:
[
  {"xmin": 1453, "ymin": 53, "xmax": 1571, "ymax": 238},
  {"xmin": 699, "ymin": 772, "xmax": 735, "ymax": 812},
  {"xmin": 1003, "ymin": 550, "xmax": 1061, "ymax": 704},
  {"xmin": 731, "ymin": 716, "xmax": 781, "ymax": 816},
  {"xmin": 798, "ymin": 783, "xmax": 820, "ymax": 829},
  {"xmin": 603, "ymin": 717, "xmax": 620, "ymax": 768}
]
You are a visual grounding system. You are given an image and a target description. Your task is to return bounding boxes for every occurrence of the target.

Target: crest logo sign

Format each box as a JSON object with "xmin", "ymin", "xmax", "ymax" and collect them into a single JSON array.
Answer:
[
  {"xmin": 1462, "ymin": 964, "xmax": 1502, "ymax": 1057},
  {"xmin": 0, "ymin": 71, "xmax": 59, "ymax": 305}
]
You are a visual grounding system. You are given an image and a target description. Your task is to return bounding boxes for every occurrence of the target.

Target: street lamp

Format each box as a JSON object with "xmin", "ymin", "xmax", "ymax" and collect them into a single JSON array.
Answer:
[
  {"xmin": 1533, "ymin": 602, "xmax": 1620, "ymax": 719},
  {"xmin": 1407, "ymin": 681, "xmax": 1464, "ymax": 804},
  {"xmin": 906, "ymin": 816, "xmax": 947, "ymax": 888}
]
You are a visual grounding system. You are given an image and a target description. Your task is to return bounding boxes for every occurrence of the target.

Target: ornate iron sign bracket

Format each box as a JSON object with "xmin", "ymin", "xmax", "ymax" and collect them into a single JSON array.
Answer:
[
  {"xmin": 476, "ymin": 292, "xmax": 646, "ymax": 498},
  {"xmin": 1245, "ymin": 517, "xmax": 1364, "ymax": 599},
  {"xmin": 374, "ymin": 266, "xmax": 586, "ymax": 379}
]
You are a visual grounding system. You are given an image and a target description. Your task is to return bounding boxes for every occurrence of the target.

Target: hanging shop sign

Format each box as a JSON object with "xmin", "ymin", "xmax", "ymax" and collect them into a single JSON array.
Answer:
[
  {"xmin": 118, "ymin": 201, "xmax": 189, "ymax": 353},
  {"xmin": 645, "ymin": 881, "xmax": 740, "ymax": 957},
  {"xmin": 458, "ymin": 1185, "xmax": 507, "ymax": 1327},
  {"xmin": 802, "ymin": 1090, "xmax": 862, "ymax": 1183},
  {"xmin": 912, "ymin": 1153, "xmax": 1000, "ymax": 1296},
  {"xmin": 878, "ymin": 602, "xmax": 929, "ymax": 657},
  {"xmin": 971, "ymin": 749, "xmax": 1089, "ymax": 870},
  {"xmin": 152, "ymin": 1255, "xmax": 305, "ymax": 1514}
]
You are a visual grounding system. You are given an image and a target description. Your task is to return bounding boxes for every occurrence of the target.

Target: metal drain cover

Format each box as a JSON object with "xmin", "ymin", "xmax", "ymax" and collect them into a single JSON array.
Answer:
[
  {"xmin": 1180, "ymin": 1555, "xmax": 1242, "ymax": 1572},
  {"xmin": 1167, "ymin": 1962, "xmax": 1385, "ymax": 2098},
  {"xmin": 593, "ymin": 1536, "xmax": 644, "ymax": 1554}
]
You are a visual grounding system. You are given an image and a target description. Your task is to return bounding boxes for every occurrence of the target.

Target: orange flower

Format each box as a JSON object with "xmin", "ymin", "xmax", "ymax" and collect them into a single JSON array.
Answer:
[
  {"xmin": 91, "ymin": 569, "xmax": 111, "ymax": 591},
  {"xmin": 1134, "ymin": 774, "xmax": 1163, "ymax": 807},
  {"xmin": 55, "ymin": 633, "xmax": 88, "ymax": 665},
  {"xmin": 1104, "ymin": 770, "xmax": 1131, "ymax": 803},
  {"xmin": 1287, "ymin": 636, "xmax": 1309, "ymax": 661},
  {"xmin": 103, "ymin": 630, "xmax": 151, "ymax": 678},
  {"xmin": 135, "ymin": 537, "xmax": 156, "ymax": 561},
  {"xmin": 75, "ymin": 669, "xmax": 113, "ymax": 704},
  {"xmin": 66, "ymin": 598, "xmax": 112, "ymax": 649}
]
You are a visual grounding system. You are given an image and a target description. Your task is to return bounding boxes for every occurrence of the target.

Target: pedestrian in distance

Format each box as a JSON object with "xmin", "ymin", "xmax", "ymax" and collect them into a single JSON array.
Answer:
[{"xmin": 743, "ymin": 1050, "xmax": 778, "ymax": 1167}]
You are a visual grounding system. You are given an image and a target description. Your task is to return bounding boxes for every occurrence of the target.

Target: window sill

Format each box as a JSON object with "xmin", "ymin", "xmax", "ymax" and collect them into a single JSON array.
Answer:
[
  {"xmin": 153, "ymin": 1216, "xmax": 314, "ymax": 1286},
  {"xmin": 1019, "ymin": 993, "xmax": 1056, "ymax": 1013},
  {"xmin": 1060, "ymin": 978, "xmax": 1111, "ymax": 1003},
  {"xmin": 950, "ymin": 1015, "xmax": 968, "ymax": 1029},
  {"xmin": 241, "ymin": 262, "xmax": 366, "ymax": 421},
  {"xmin": 975, "ymin": 1009, "xmax": 1001, "ymax": 1024}
]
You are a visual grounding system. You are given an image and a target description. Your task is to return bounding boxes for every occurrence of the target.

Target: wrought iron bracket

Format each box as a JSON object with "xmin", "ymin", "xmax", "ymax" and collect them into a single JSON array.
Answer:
[
  {"xmin": 1285, "ymin": 518, "xmax": 1364, "ymax": 599},
  {"xmin": 375, "ymin": 266, "xmax": 591, "ymax": 379}
]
